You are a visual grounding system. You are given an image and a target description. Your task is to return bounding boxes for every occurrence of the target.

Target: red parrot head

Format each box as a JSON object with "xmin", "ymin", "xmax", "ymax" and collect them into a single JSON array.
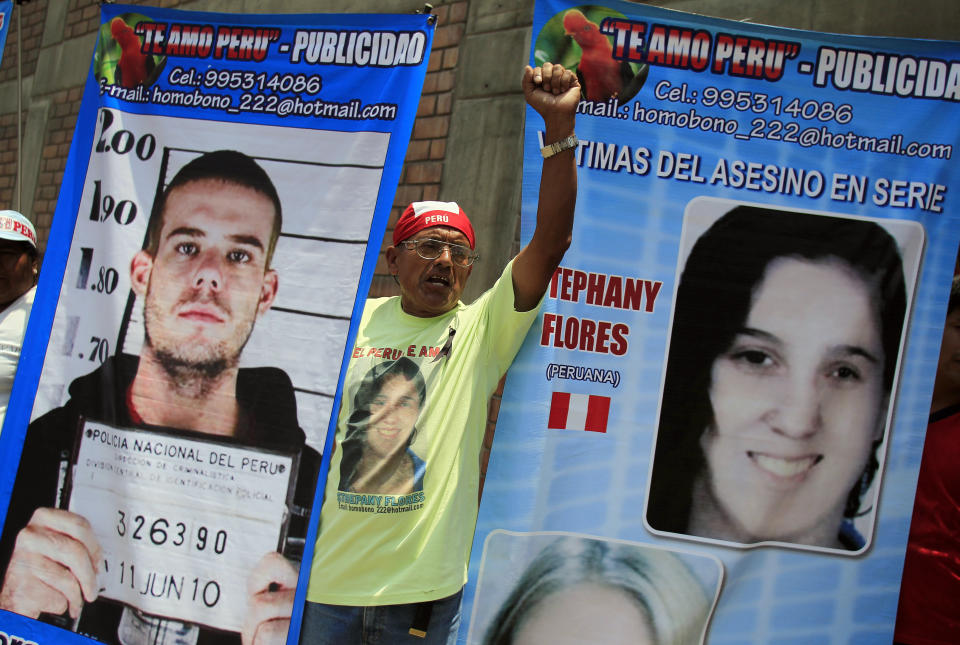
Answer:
[
  {"xmin": 562, "ymin": 9, "xmax": 607, "ymax": 48},
  {"xmin": 109, "ymin": 17, "xmax": 150, "ymax": 88},
  {"xmin": 561, "ymin": 9, "xmax": 622, "ymax": 101},
  {"xmin": 110, "ymin": 17, "xmax": 141, "ymax": 51}
]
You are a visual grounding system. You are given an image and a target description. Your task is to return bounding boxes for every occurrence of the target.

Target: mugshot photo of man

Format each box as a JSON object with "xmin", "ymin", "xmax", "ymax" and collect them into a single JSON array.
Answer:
[{"xmin": 0, "ymin": 150, "xmax": 319, "ymax": 645}]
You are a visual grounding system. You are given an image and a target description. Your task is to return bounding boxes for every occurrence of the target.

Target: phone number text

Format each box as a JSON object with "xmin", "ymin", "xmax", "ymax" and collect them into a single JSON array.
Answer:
[
  {"xmin": 168, "ymin": 67, "xmax": 323, "ymax": 95},
  {"xmin": 654, "ymin": 81, "xmax": 852, "ymax": 124}
]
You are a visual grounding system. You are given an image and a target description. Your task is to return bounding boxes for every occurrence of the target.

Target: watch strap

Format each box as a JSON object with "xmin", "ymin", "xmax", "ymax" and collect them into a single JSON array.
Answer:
[{"xmin": 540, "ymin": 134, "xmax": 579, "ymax": 159}]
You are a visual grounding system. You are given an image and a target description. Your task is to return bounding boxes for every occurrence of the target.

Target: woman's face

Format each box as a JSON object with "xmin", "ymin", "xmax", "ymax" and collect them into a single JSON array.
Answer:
[
  {"xmin": 698, "ymin": 257, "xmax": 886, "ymax": 546},
  {"xmin": 513, "ymin": 584, "xmax": 656, "ymax": 645},
  {"xmin": 366, "ymin": 374, "xmax": 420, "ymax": 459}
]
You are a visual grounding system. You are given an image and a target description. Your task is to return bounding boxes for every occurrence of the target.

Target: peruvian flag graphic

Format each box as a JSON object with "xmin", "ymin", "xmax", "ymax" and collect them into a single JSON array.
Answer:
[{"xmin": 547, "ymin": 392, "xmax": 610, "ymax": 433}]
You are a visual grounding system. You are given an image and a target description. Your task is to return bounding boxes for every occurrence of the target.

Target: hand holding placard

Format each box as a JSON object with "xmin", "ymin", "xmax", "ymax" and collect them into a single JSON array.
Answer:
[
  {"xmin": 242, "ymin": 551, "xmax": 298, "ymax": 645},
  {"xmin": 0, "ymin": 507, "xmax": 102, "ymax": 619}
]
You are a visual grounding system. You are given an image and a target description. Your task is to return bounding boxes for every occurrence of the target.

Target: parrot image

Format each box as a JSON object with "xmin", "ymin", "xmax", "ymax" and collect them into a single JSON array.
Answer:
[
  {"xmin": 563, "ymin": 9, "xmax": 648, "ymax": 103},
  {"xmin": 111, "ymin": 17, "xmax": 156, "ymax": 88}
]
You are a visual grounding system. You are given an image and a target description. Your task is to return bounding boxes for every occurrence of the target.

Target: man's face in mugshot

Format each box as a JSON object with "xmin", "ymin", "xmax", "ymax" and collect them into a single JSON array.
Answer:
[{"xmin": 130, "ymin": 178, "xmax": 278, "ymax": 376}]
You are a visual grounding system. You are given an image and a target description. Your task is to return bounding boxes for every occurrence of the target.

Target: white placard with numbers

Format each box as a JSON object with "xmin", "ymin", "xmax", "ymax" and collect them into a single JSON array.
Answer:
[{"xmin": 68, "ymin": 420, "xmax": 297, "ymax": 632}]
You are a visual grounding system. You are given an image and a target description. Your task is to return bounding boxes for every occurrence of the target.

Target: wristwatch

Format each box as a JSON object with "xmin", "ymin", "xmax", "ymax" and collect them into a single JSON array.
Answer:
[{"xmin": 541, "ymin": 134, "xmax": 579, "ymax": 159}]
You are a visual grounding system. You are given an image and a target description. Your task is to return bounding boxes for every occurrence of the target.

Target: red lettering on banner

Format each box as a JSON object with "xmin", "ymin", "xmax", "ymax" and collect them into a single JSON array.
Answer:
[
  {"xmin": 540, "ymin": 313, "xmax": 629, "ymax": 356},
  {"xmin": 560, "ymin": 268, "xmax": 574, "ymax": 300},
  {"xmin": 214, "ymin": 27, "xmax": 281, "ymax": 62},
  {"xmin": 602, "ymin": 277, "xmax": 622, "ymax": 308},
  {"xmin": 712, "ymin": 33, "xmax": 799, "ymax": 81},
  {"xmin": 135, "ymin": 23, "xmax": 167, "ymax": 54},
  {"xmin": 548, "ymin": 266, "xmax": 662, "ymax": 313},
  {"xmin": 643, "ymin": 280, "xmax": 662, "ymax": 312},
  {"xmin": 605, "ymin": 19, "xmax": 643, "ymax": 59},
  {"xmin": 648, "ymin": 26, "xmax": 708, "ymax": 70},
  {"xmin": 598, "ymin": 17, "xmax": 799, "ymax": 81},
  {"xmin": 586, "ymin": 272, "xmax": 604, "ymax": 304},
  {"xmin": 164, "ymin": 24, "xmax": 216, "ymax": 58}
]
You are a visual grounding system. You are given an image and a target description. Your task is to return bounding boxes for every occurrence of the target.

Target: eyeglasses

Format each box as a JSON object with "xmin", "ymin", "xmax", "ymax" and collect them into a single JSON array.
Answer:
[{"xmin": 400, "ymin": 238, "xmax": 479, "ymax": 267}]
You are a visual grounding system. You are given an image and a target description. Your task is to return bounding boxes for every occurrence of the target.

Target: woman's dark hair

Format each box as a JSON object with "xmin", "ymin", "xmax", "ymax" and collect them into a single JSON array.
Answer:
[
  {"xmin": 482, "ymin": 537, "xmax": 710, "ymax": 645},
  {"xmin": 646, "ymin": 205, "xmax": 907, "ymax": 534},
  {"xmin": 338, "ymin": 357, "xmax": 426, "ymax": 490},
  {"xmin": 947, "ymin": 275, "xmax": 960, "ymax": 315}
]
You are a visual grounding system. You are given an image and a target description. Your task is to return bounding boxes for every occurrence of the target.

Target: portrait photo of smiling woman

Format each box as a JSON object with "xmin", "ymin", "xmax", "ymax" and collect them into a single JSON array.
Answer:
[
  {"xmin": 338, "ymin": 357, "xmax": 427, "ymax": 494},
  {"xmin": 645, "ymin": 202, "xmax": 921, "ymax": 553}
]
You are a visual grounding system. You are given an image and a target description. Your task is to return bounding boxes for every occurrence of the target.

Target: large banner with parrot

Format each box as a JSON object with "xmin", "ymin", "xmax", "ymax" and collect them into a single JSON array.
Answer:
[
  {"xmin": 463, "ymin": 1, "xmax": 960, "ymax": 643},
  {"xmin": 0, "ymin": 3, "xmax": 430, "ymax": 645}
]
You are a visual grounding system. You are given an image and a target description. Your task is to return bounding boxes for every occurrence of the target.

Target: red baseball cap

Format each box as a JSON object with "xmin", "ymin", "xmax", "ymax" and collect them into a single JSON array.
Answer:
[{"xmin": 393, "ymin": 201, "xmax": 475, "ymax": 249}]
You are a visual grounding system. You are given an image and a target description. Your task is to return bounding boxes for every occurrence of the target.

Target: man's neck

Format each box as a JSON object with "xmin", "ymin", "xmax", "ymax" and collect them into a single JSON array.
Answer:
[
  {"xmin": 129, "ymin": 348, "xmax": 242, "ymax": 437},
  {"xmin": 399, "ymin": 297, "xmax": 458, "ymax": 318},
  {"xmin": 0, "ymin": 291, "xmax": 24, "ymax": 313}
]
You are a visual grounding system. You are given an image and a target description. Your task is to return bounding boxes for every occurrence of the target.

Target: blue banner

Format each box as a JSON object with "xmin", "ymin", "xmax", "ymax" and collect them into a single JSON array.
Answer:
[
  {"xmin": 0, "ymin": 1, "xmax": 11, "ymax": 71},
  {"xmin": 466, "ymin": 2, "xmax": 959, "ymax": 644},
  {"xmin": 0, "ymin": 4, "xmax": 430, "ymax": 644}
]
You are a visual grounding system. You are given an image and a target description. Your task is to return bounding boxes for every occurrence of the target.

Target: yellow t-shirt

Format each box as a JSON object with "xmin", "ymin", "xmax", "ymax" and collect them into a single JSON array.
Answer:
[{"xmin": 306, "ymin": 261, "xmax": 539, "ymax": 605}]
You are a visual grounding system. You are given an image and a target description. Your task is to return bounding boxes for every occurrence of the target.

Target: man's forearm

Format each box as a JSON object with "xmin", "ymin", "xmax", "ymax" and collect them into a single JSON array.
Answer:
[
  {"xmin": 534, "ymin": 111, "xmax": 577, "ymax": 262},
  {"xmin": 512, "ymin": 63, "xmax": 580, "ymax": 311}
]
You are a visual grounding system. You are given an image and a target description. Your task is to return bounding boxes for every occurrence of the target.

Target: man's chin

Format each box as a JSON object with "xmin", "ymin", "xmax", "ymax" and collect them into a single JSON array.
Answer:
[
  {"xmin": 143, "ymin": 308, "xmax": 253, "ymax": 382},
  {"xmin": 417, "ymin": 287, "xmax": 460, "ymax": 312},
  {"xmin": 158, "ymin": 350, "xmax": 231, "ymax": 379},
  {"xmin": 148, "ymin": 338, "xmax": 240, "ymax": 381}
]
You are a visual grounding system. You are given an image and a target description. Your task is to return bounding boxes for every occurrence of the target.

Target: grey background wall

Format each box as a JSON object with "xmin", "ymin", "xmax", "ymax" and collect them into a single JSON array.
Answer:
[{"xmin": 1, "ymin": 0, "xmax": 958, "ymax": 481}]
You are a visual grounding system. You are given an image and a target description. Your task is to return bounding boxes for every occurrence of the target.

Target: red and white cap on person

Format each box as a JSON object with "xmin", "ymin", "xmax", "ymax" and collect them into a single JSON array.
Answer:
[
  {"xmin": 0, "ymin": 210, "xmax": 37, "ymax": 249},
  {"xmin": 393, "ymin": 201, "xmax": 476, "ymax": 250}
]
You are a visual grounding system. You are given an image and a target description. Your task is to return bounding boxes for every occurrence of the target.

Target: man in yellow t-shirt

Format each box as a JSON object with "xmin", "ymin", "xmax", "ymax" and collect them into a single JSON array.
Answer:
[{"xmin": 303, "ymin": 62, "xmax": 580, "ymax": 644}]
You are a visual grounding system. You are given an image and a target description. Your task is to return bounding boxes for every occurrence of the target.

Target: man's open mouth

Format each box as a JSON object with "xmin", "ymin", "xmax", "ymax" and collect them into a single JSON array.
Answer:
[
  {"xmin": 426, "ymin": 275, "xmax": 450, "ymax": 286},
  {"xmin": 748, "ymin": 451, "xmax": 822, "ymax": 478}
]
